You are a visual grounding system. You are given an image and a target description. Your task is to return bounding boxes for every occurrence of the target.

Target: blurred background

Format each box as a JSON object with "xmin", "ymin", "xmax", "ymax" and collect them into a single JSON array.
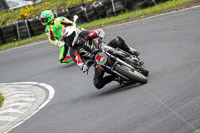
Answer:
[{"xmin": 0, "ymin": 0, "xmax": 47, "ymax": 10}]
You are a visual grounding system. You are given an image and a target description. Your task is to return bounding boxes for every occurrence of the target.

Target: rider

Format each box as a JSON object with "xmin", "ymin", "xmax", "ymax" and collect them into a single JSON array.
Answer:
[
  {"xmin": 62, "ymin": 24, "xmax": 140, "ymax": 89},
  {"xmin": 40, "ymin": 10, "xmax": 73, "ymax": 64}
]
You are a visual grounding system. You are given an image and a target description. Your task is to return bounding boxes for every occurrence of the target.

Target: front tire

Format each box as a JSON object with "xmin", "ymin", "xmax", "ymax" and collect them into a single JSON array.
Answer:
[
  {"xmin": 114, "ymin": 64, "xmax": 148, "ymax": 84},
  {"xmin": 138, "ymin": 65, "xmax": 149, "ymax": 76}
]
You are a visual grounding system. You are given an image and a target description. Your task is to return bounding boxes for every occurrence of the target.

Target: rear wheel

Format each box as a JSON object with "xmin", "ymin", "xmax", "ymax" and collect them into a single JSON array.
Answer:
[{"xmin": 114, "ymin": 64, "xmax": 147, "ymax": 84}]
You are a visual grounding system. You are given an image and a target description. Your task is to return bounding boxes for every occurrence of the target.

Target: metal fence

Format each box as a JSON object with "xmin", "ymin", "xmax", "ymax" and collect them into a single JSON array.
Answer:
[{"xmin": 0, "ymin": 0, "xmax": 160, "ymax": 45}]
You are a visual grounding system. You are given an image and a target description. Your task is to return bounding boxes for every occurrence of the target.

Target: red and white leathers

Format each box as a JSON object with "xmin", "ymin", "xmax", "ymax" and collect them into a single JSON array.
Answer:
[
  {"xmin": 68, "ymin": 29, "xmax": 136, "ymax": 89},
  {"xmin": 69, "ymin": 29, "xmax": 104, "ymax": 67}
]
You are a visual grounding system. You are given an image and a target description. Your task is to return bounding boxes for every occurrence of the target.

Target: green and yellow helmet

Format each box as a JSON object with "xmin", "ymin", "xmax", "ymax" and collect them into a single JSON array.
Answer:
[{"xmin": 41, "ymin": 10, "xmax": 54, "ymax": 26}]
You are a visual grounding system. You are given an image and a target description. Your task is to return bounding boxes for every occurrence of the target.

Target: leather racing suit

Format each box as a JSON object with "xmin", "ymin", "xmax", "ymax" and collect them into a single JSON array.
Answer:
[{"xmin": 45, "ymin": 17, "xmax": 73, "ymax": 64}]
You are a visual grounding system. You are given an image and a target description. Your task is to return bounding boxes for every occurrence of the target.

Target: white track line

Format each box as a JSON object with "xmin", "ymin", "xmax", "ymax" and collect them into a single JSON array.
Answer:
[
  {"xmin": 105, "ymin": 5, "xmax": 200, "ymax": 29},
  {"xmin": 143, "ymin": 88, "xmax": 200, "ymax": 133}
]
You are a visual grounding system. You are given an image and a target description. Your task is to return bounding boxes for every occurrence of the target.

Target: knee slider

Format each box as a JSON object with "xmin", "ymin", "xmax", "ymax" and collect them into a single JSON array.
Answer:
[
  {"xmin": 93, "ymin": 79, "xmax": 103, "ymax": 89},
  {"xmin": 59, "ymin": 58, "xmax": 64, "ymax": 63}
]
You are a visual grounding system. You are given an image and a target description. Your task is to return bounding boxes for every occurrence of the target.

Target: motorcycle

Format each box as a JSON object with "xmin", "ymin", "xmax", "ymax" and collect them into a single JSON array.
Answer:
[
  {"xmin": 63, "ymin": 15, "xmax": 149, "ymax": 84},
  {"xmin": 86, "ymin": 39, "xmax": 149, "ymax": 84}
]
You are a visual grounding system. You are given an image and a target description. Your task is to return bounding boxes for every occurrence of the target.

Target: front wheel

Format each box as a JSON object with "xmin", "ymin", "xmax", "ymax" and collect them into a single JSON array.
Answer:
[
  {"xmin": 114, "ymin": 64, "xmax": 148, "ymax": 84},
  {"xmin": 138, "ymin": 65, "xmax": 149, "ymax": 76}
]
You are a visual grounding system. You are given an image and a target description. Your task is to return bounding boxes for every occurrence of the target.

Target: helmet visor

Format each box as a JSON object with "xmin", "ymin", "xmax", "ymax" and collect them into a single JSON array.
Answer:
[
  {"xmin": 41, "ymin": 18, "xmax": 48, "ymax": 23},
  {"xmin": 64, "ymin": 31, "xmax": 76, "ymax": 47},
  {"xmin": 68, "ymin": 31, "xmax": 76, "ymax": 42}
]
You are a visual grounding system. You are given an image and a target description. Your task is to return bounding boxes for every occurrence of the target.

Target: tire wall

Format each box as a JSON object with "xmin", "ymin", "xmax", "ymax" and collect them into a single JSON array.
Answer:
[{"xmin": 0, "ymin": 0, "xmax": 162, "ymax": 45}]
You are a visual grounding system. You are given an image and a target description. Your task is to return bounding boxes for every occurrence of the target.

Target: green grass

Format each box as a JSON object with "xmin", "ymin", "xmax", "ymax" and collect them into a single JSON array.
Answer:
[
  {"xmin": 0, "ymin": 0, "xmax": 92, "ymax": 25},
  {"xmin": 0, "ymin": 93, "xmax": 4, "ymax": 108},
  {"xmin": 79, "ymin": 0, "xmax": 195, "ymax": 27},
  {"xmin": 0, "ymin": 0, "xmax": 197, "ymax": 51}
]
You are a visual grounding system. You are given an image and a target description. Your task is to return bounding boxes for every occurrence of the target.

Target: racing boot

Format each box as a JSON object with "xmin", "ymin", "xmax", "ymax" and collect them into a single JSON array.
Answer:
[
  {"xmin": 117, "ymin": 36, "xmax": 140, "ymax": 56},
  {"xmin": 114, "ymin": 76, "xmax": 137, "ymax": 85},
  {"xmin": 109, "ymin": 36, "xmax": 140, "ymax": 56},
  {"xmin": 114, "ymin": 76, "xmax": 123, "ymax": 85},
  {"xmin": 128, "ymin": 47, "xmax": 140, "ymax": 56}
]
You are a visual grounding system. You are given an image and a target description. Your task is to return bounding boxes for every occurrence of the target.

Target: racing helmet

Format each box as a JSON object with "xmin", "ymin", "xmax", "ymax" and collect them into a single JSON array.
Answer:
[
  {"xmin": 40, "ymin": 10, "xmax": 54, "ymax": 26},
  {"xmin": 62, "ymin": 26, "xmax": 80, "ymax": 47}
]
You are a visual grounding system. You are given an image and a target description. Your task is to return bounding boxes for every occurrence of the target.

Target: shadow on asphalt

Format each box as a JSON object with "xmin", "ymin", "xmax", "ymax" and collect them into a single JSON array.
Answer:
[
  {"xmin": 63, "ymin": 82, "xmax": 143, "ymax": 104},
  {"xmin": 98, "ymin": 82, "xmax": 142, "ymax": 97}
]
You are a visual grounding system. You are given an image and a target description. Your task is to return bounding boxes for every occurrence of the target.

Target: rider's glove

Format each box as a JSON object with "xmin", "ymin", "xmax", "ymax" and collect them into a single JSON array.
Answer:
[
  {"xmin": 80, "ymin": 64, "xmax": 89, "ymax": 73},
  {"xmin": 98, "ymin": 29, "xmax": 106, "ymax": 39},
  {"xmin": 57, "ymin": 41, "xmax": 65, "ymax": 47}
]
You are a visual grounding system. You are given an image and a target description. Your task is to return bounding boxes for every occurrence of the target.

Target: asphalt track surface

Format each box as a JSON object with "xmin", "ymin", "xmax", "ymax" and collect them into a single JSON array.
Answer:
[{"xmin": 0, "ymin": 6, "xmax": 200, "ymax": 133}]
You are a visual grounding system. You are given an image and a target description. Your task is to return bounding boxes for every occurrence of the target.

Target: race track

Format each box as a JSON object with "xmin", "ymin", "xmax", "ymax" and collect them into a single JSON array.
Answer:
[{"xmin": 0, "ymin": 6, "xmax": 200, "ymax": 133}]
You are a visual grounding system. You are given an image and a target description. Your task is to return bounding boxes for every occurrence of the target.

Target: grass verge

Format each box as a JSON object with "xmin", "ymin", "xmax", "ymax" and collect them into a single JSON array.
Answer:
[
  {"xmin": 0, "ymin": 93, "xmax": 4, "ymax": 108},
  {"xmin": 0, "ymin": 0, "xmax": 92, "ymax": 25},
  {"xmin": 79, "ymin": 0, "xmax": 198, "ymax": 28},
  {"xmin": 0, "ymin": 0, "xmax": 199, "ymax": 51}
]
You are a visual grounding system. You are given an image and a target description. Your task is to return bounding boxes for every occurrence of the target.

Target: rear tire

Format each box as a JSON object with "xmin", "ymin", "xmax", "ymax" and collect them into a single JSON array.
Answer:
[{"xmin": 114, "ymin": 64, "xmax": 148, "ymax": 84}]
